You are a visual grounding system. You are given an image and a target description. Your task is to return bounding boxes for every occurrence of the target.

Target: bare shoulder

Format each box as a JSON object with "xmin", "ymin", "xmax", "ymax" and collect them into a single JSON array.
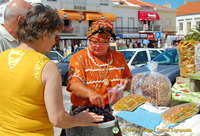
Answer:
[
  {"xmin": 43, "ymin": 60, "xmax": 59, "ymax": 71},
  {"xmin": 42, "ymin": 60, "xmax": 61, "ymax": 84}
]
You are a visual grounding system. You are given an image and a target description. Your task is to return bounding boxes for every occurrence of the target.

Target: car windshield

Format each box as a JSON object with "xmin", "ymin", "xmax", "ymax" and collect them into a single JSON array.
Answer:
[
  {"xmin": 118, "ymin": 46, "xmax": 127, "ymax": 50},
  {"xmin": 61, "ymin": 53, "xmax": 74, "ymax": 63},
  {"xmin": 45, "ymin": 52, "xmax": 62, "ymax": 61},
  {"xmin": 119, "ymin": 51, "xmax": 136, "ymax": 63},
  {"xmin": 153, "ymin": 49, "xmax": 179, "ymax": 65}
]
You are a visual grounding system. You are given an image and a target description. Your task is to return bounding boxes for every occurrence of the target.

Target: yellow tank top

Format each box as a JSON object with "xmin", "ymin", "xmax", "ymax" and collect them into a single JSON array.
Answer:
[{"xmin": 0, "ymin": 49, "xmax": 53, "ymax": 136}]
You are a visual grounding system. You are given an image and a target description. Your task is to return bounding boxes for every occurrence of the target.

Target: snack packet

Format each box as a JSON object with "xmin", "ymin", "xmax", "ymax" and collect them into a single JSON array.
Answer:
[
  {"xmin": 161, "ymin": 103, "xmax": 199, "ymax": 127},
  {"xmin": 177, "ymin": 40, "xmax": 198, "ymax": 77},
  {"xmin": 112, "ymin": 94, "xmax": 145, "ymax": 111}
]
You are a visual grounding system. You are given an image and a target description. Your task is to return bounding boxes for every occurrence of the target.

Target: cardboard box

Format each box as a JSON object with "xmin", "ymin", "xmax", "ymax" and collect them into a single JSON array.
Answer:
[
  {"xmin": 176, "ymin": 77, "xmax": 190, "ymax": 84},
  {"xmin": 176, "ymin": 76, "xmax": 200, "ymax": 92}
]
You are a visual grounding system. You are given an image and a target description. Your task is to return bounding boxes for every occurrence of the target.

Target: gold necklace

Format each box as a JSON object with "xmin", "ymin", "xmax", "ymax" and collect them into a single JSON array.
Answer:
[{"xmin": 94, "ymin": 55, "xmax": 110, "ymax": 86}]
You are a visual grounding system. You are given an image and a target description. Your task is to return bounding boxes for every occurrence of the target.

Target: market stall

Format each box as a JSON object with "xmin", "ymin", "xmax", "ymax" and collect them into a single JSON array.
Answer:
[
  {"xmin": 64, "ymin": 40, "xmax": 200, "ymax": 136},
  {"xmin": 110, "ymin": 40, "xmax": 200, "ymax": 136}
]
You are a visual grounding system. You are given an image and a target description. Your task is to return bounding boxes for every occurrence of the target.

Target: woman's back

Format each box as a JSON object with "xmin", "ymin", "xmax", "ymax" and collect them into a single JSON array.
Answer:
[{"xmin": 0, "ymin": 49, "xmax": 53, "ymax": 136}]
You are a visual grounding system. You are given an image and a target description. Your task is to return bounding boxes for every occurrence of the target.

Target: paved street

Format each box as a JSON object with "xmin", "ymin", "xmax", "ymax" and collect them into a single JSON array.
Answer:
[{"xmin": 54, "ymin": 86, "xmax": 71, "ymax": 136}]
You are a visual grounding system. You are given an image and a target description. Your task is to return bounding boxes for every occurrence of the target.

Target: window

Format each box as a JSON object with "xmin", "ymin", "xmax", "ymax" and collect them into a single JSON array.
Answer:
[
  {"xmin": 196, "ymin": 21, "xmax": 200, "ymax": 28},
  {"xmin": 153, "ymin": 49, "xmax": 178, "ymax": 65},
  {"xmin": 159, "ymin": 18, "xmax": 163, "ymax": 25},
  {"xmin": 165, "ymin": 18, "xmax": 171, "ymax": 26},
  {"xmin": 119, "ymin": 51, "xmax": 135, "ymax": 63},
  {"xmin": 117, "ymin": 17, "xmax": 123, "ymax": 27},
  {"xmin": 149, "ymin": 50, "xmax": 161, "ymax": 60},
  {"xmin": 128, "ymin": 17, "xmax": 135, "ymax": 32},
  {"xmin": 187, "ymin": 22, "xmax": 191, "ymax": 33},
  {"xmin": 100, "ymin": 0, "xmax": 109, "ymax": 5},
  {"xmin": 128, "ymin": 17, "xmax": 135, "ymax": 27},
  {"xmin": 179, "ymin": 22, "xmax": 183, "ymax": 31},
  {"xmin": 116, "ymin": 17, "xmax": 123, "ymax": 33},
  {"xmin": 45, "ymin": 52, "xmax": 63, "ymax": 62},
  {"xmin": 132, "ymin": 51, "xmax": 148, "ymax": 65},
  {"xmin": 64, "ymin": 20, "xmax": 70, "ymax": 27}
]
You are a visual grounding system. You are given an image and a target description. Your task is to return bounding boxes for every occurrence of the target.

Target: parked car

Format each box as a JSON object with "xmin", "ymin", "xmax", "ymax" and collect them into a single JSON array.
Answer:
[
  {"xmin": 45, "ymin": 51, "xmax": 63, "ymax": 63},
  {"xmin": 118, "ymin": 48, "xmax": 165, "ymax": 71},
  {"xmin": 57, "ymin": 48, "xmax": 85, "ymax": 85},
  {"xmin": 131, "ymin": 48, "xmax": 180, "ymax": 84},
  {"xmin": 110, "ymin": 43, "xmax": 127, "ymax": 51}
]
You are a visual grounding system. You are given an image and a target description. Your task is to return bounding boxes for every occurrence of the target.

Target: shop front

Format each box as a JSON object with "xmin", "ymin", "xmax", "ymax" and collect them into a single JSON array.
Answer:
[
  {"xmin": 138, "ymin": 10, "xmax": 161, "ymax": 48},
  {"xmin": 117, "ymin": 33, "xmax": 147, "ymax": 48}
]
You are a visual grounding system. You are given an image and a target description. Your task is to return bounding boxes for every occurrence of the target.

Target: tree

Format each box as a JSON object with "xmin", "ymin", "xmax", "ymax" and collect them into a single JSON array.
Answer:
[{"xmin": 185, "ymin": 25, "xmax": 200, "ymax": 41}]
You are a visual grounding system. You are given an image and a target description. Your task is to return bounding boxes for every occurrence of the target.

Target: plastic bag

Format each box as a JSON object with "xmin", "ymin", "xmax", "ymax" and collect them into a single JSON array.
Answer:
[
  {"xmin": 108, "ymin": 84, "xmax": 125, "ymax": 106},
  {"xmin": 177, "ymin": 40, "xmax": 198, "ymax": 77},
  {"xmin": 112, "ymin": 94, "xmax": 145, "ymax": 111},
  {"xmin": 161, "ymin": 103, "xmax": 199, "ymax": 127},
  {"xmin": 131, "ymin": 61, "xmax": 171, "ymax": 106},
  {"xmin": 195, "ymin": 43, "xmax": 200, "ymax": 73}
]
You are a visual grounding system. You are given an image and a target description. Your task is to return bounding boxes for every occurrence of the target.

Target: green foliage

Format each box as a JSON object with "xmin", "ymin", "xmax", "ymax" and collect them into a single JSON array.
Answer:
[{"xmin": 185, "ymin": 25, "xmax": 200, "ymax": 41}]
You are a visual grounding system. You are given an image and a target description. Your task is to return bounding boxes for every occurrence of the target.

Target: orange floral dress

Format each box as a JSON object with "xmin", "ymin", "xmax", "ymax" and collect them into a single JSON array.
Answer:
[{"xmin": 67, "ymin": 48, "xmax": 132, "ymax": 107}]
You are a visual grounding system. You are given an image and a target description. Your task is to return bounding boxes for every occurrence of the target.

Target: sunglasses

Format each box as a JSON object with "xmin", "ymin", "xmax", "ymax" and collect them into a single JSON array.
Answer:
[{"xmin": 89, "ymin": 41, "xmax": 109, "ymax": 46}]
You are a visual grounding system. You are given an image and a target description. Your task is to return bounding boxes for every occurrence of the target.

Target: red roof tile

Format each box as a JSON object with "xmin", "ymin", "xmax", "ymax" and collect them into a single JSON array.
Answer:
[
  {"xmin": 124, "ymin": 0, "xmax": 169, "ymax": 9},
  {"xmin": 176, "ymin": 1, "xmax": 200, "ymax": 16}
]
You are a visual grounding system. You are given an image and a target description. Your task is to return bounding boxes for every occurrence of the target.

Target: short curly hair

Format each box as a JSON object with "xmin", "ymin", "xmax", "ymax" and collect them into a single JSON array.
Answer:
[{"xmin": 16, "ymin": 3, "xmax": 64, "ymax": 43}]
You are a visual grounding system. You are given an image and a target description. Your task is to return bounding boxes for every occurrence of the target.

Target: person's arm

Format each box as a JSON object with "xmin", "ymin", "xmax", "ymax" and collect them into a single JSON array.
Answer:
[
  {"xmin": 42, "ymin": 61, "xmax": 103, "ymax": 128},
  {"xmin": 67, "ymin": 53, "xmax": 105, "ymax": 108},
  {"xmin": 70, "ymin": 82, "xmax": 105, "ymax": 108}
]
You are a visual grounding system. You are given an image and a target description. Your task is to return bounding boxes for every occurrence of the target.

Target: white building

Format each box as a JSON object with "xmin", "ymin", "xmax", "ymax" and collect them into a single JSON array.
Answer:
[
  {"xmin": 111, "ymin": 0, "xmax": 176, "ymax": 48},
  {"xmin": 0, "ymin": 0, "xmax": 116, "ymax": 53},
  {"xmin": 176, "ymin": 1, "xmax": 200, "ymax": 40},
  {"xmin": 0, "ymin": 0, "xmax": 176, "ymax": 50}
]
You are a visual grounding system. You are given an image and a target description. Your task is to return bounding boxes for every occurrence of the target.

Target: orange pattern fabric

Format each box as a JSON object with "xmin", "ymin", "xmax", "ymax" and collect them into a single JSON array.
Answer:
[
  {"xmin": 87, "ymin": 20, "xmax": 114, "ymax": 43},
  {"xmin": 67, "ymin": 48, "xmax": 132, "ymax": 107}
]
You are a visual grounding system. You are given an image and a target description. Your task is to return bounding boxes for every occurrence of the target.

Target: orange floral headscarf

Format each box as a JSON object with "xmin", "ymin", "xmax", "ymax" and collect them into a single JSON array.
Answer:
[{"xmin": 87, "ymin": 20, "xmax": 116, "ymax": 43}]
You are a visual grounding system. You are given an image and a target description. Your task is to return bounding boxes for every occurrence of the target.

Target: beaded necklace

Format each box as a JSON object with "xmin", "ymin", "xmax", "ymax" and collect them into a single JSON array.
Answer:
[{"xmin": 94, "ymin": 54, "xmax": 110, "ymax": 86}]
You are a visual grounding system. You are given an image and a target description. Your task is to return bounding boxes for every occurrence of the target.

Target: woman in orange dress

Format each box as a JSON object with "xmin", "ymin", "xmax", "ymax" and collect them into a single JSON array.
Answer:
[
  {"xmin": 64, "ymin": 20, "xmax": 132, "ymax": 136},
  {"xmin": 0, "ymin": 4, "xmax": 103, "ymax": 136}
]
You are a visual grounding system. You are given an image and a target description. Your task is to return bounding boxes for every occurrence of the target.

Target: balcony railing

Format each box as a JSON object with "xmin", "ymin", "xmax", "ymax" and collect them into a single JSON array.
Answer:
[
  {"xmin": 114, "ymin": 27, "xmax": 139, "ymax": 34},
  {"xmin": 138, "ymin": 25, "xmax": 161, "ymax": 32}
]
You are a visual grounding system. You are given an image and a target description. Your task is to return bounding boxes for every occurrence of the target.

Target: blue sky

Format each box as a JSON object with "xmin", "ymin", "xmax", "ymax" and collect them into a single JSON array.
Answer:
[{"xmin": 142, "ymin": 0, "xmax": 199, "ymax": 9}]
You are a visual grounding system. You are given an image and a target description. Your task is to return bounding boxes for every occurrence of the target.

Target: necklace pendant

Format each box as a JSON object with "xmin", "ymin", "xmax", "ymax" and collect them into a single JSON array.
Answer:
[{"xmin": 103, "ymin": 79, "xmax": 109, "ymax": 86}]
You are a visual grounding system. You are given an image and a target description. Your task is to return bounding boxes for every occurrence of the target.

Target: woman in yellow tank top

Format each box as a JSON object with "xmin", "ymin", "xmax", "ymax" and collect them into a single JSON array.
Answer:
[{"xmin": 0, "ymin": 3, "xmax": 103, "ymax": 136}]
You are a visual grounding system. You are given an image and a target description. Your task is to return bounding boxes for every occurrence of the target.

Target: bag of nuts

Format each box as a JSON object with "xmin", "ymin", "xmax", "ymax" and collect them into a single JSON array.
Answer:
[{"xmin": 131, "ymin": 61, "xmax": 171, "ymax": 106}]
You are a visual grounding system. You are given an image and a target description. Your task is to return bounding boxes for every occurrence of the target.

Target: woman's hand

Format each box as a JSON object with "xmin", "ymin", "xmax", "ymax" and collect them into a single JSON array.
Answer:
[
  {"xmin": 89, "ymin": 92, "xmax": 105, "ymax": 108},
  {"xmin": 74, "ymin": 110, "xmax": 104, "ymax": 126},
  {"xmin": 120, "ymin": 79, "xmax": 131, "ymax": 91}
]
